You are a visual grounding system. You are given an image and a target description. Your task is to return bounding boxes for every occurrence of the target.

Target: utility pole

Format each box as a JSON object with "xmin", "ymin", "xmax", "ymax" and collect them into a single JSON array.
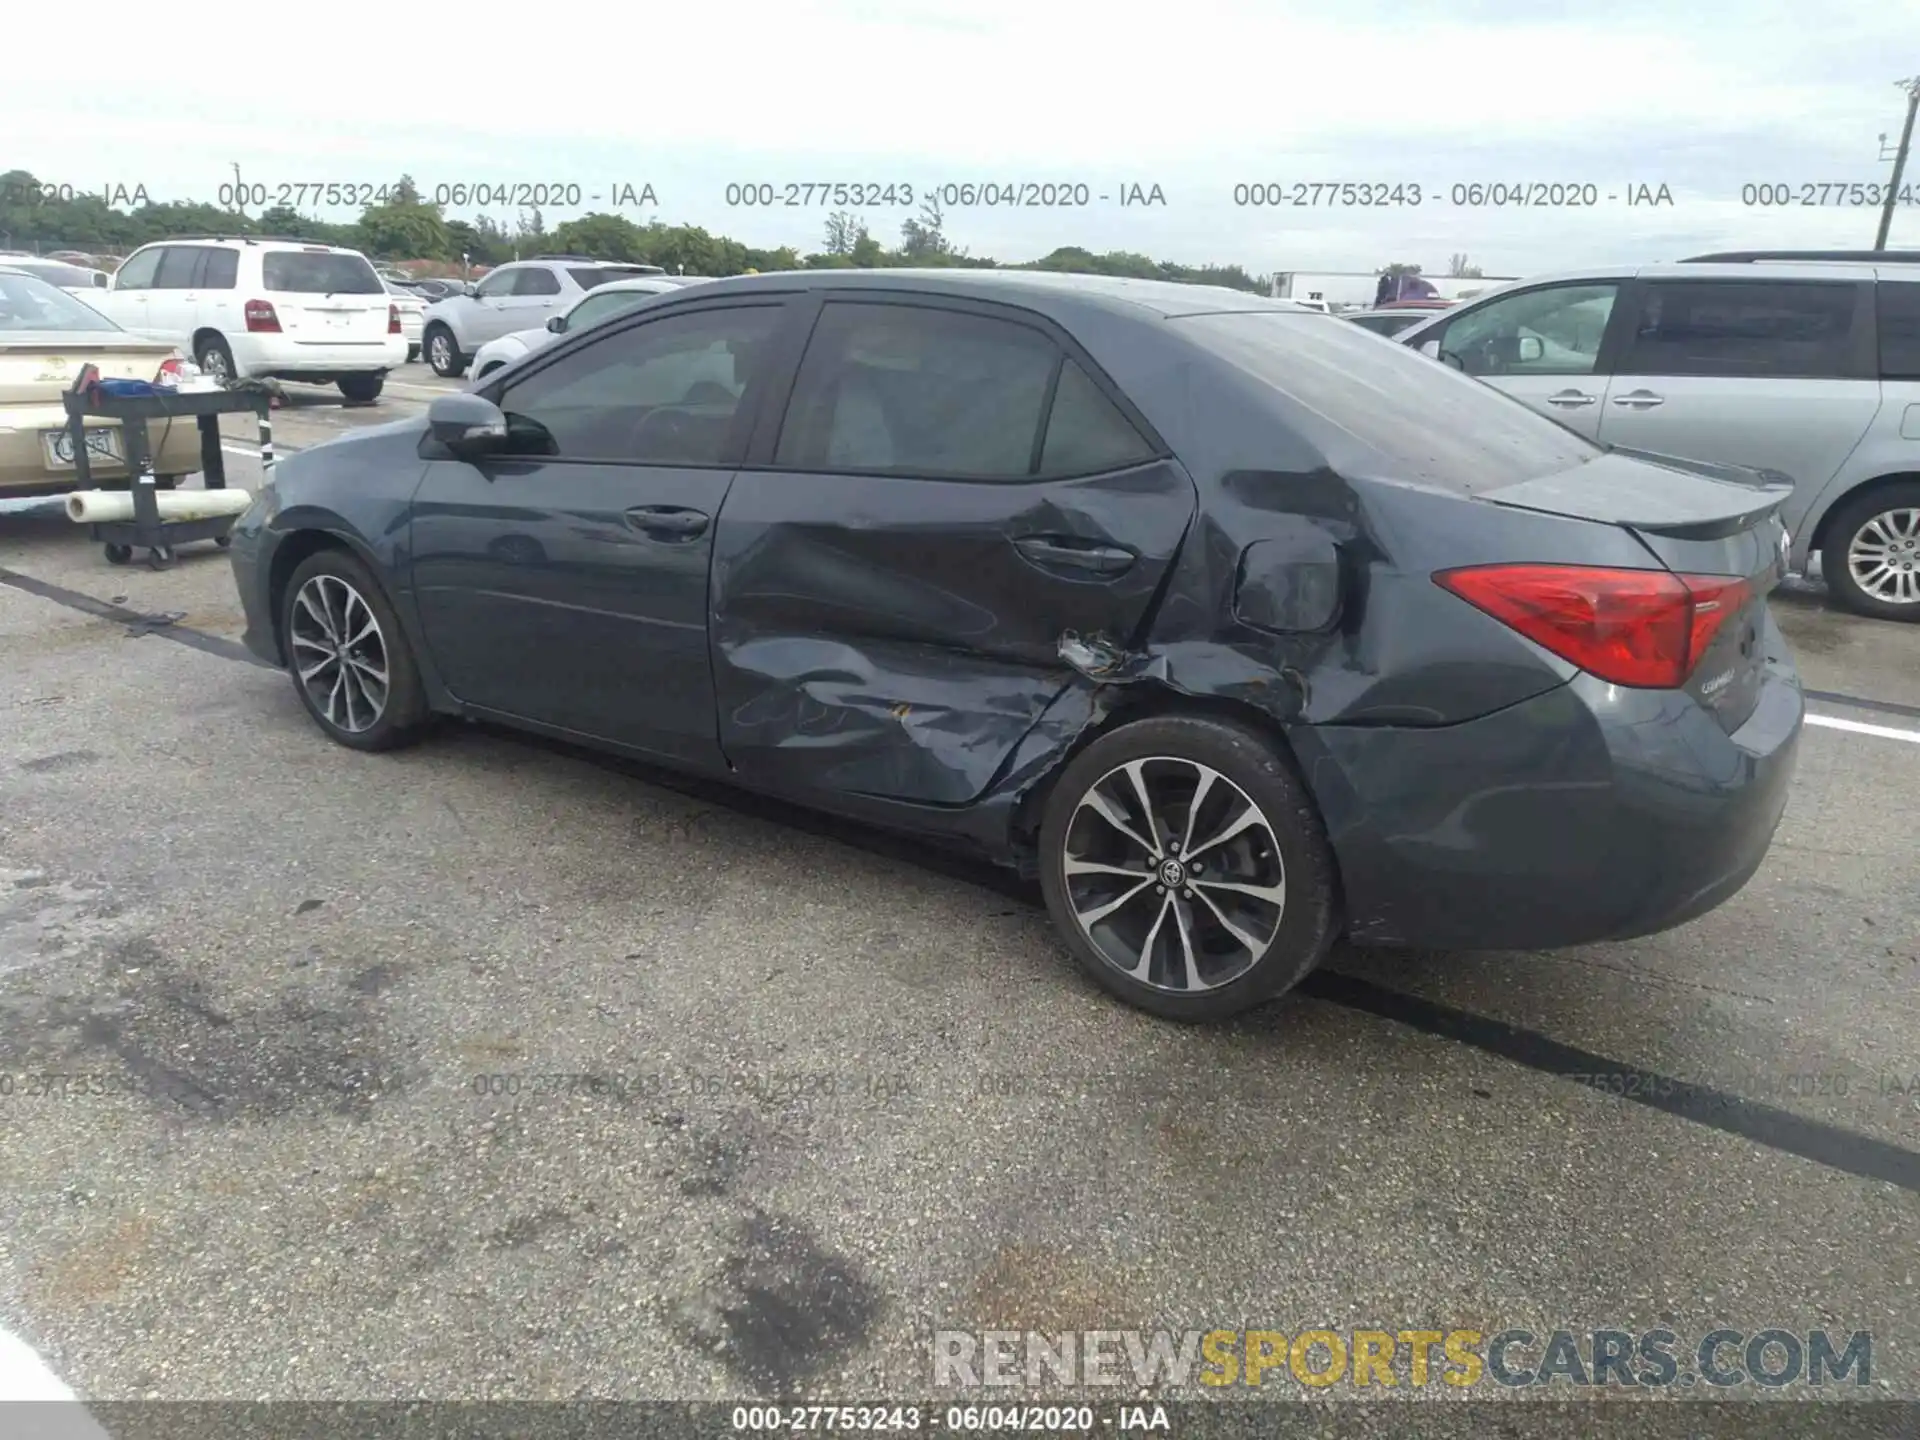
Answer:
[
  {"xmin": 1875, "ymin": 77, "xmax": 1920, "ymax": 250},
  {"xmin": 231, "ymin": 161, "xmax": 246, "ymax": 218}
]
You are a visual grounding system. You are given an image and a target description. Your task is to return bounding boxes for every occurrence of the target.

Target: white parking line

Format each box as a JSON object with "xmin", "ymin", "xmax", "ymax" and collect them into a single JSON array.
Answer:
[{"xmin": 1805, "ymin": 712, "xmax": 1920, "ymax": 744}]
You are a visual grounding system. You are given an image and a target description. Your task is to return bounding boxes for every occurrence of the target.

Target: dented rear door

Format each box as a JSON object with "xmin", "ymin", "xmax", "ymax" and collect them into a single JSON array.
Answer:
[{"xmin": 710, "ymin": 294, "xmax": 1196, "ymax": 806}]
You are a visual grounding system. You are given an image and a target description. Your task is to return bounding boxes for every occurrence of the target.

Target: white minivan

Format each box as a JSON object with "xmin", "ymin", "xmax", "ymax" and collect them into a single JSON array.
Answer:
[{"xmin": 96, "ymin": 237, "xmax": 408, "ymax": 401}]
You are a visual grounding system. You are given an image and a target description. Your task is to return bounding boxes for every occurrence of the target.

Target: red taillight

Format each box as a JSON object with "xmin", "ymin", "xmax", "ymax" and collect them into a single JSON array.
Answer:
[
  {"xmin": 245, "ymin": 300, "xmax": 281, "ymax": 333},
  {"xmin": 388, "ymin": 303, "xmax": 402, "ymax": 334},
  {"xmin": 1434, "ymin": 564, "xmax": 1750, "ymax": 689},
  {"xmin": 156, "ymin": 356, "xmax": 185, "ymax": 380}
]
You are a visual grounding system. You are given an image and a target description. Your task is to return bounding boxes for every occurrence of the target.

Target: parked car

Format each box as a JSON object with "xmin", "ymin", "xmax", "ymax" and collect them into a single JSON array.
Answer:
[
  {"xmin": 0, "ymin": 268, "xmax": 202, "ymax": 495},
  {"xmin": 468, "ymin": 275, "xmax": 709, "ymax": 379},
  {"xmin": 0, "ymin": 255, "xmax": 112, "ymax": 297},
  {"xmin": 1344, "ymin": 306, "xmax": 1446, "ymax": 337},
  {"xmin": 89, "ymin": 237, "xmax": 408, "ymax": 402},
  {"xmin": 419, "ymin": 257, "xmax": 670, "ymax": 378},
  {"xmin": 228, "ymin": 269, "xmax": 1802, "ymax": 1022},
  {"xmin": 1394, "ymin": 255, "xmax": 1920, "ymax": 619},
  {"xmin": 383, "ymin": 278, "xmax": 427, "ymax": 363}
]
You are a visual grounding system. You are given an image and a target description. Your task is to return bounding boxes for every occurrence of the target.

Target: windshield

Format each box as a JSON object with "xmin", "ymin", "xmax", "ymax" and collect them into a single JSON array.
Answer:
[
  {"xmin": 567, "ymin": 266, "xmax": 661, "ymax": 290},
  {"xmin": 262, "ymin": 251, "xmax": 384, "ymax": 294},
  {"xmin": 0, "ymin": 268, "xmax": 123, "ymax": 332},
  {"xmin": 1178, "ymin": 309, "xmax": 1602, "ymax": 493},
  {"xmin": 566, "ymin": 289, "xmax": 665, "ymax": 329}
]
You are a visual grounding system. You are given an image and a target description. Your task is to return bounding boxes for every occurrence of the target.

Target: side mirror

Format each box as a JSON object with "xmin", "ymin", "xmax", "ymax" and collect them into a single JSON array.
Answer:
[
  {"xmin": 93, "ymin": 273, "xmax": 108, "ymax": 288},
  {"xmin": 546, "ymin": 314, "xmax": 567, "ymax": 333},
  {"xmin": 426, "ymin": 392, "xmax": 508, "ymax": 456},
  {"xmin": 1516, "ymin": 335, "xmax": 1545, "ymax": 363},
  {"xmin": 1417, "ymin": 340, "xmax": 1441, "ymax": 359}
]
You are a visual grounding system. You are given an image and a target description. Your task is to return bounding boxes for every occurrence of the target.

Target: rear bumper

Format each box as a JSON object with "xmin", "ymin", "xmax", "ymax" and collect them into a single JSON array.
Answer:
[
  {"xmin": 0, "ymin": 412, "xmax": 203, "ymax": 491},
  {"xmin": 1299, "ymin": 617, "xmax": 1803, "ymax": 951},
  {"xmin": 230, "ymin": 333, "xmax": 407, "ymax": 379}
]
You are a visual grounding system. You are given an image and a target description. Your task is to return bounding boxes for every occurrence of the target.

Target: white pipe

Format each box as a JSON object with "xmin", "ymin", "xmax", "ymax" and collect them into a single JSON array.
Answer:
[{"xmin": 65, "ymin": 487, "xmax": 253, "ymax": 525}]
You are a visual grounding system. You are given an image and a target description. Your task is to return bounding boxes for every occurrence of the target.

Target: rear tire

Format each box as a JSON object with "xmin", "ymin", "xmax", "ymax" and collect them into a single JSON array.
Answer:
[
  {"xmin": 1037, "ymin": 714, "xmax": 1341, "ymax": 1022},
  {"xmin": 338, "ymin": 373, "xmax": 385, "ymax": 403},
  {"xmin": 425, "ymin": 325, "xmax": 466, "ymax": 379},
  {"xmin": 1820, "ymin": 481, "xmax": 1920, "ymax": 621},
  {"xmin": 280, "ymin": 549, "xmax": 431, "ymax": 752},
  {"xmin": 194, "ymin": 334, "xmax": 236, "ymax": 385},
  {"xmin": 406, "ymin": 344, "xmax": 420, "ymax": 363}
]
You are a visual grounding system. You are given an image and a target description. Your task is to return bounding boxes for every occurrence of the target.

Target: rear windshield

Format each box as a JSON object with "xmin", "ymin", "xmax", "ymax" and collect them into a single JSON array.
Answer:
[
  {"xmin": 1176, "ymin": 309, "xmax": 1602, "ymax": 493},
  {"xmin": 0, "ymin": 269, "xmax": 121, "ymax": 331},
  {"xmin": 12, "ymin": 260, "xmax": 102, "ymax": 288},
  {"xmin": 262, "ymin": 251, "xmax": 383, "ymax": 294}
]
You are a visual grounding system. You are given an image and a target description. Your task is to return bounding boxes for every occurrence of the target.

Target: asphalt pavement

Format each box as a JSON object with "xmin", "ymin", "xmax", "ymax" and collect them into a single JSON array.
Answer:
[{"xmin": 0, "ymin": 367, "xmax": 1916, "ymax": 1418}]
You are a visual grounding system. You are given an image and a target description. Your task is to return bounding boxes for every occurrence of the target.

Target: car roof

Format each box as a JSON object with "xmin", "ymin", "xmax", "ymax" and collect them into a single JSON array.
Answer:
[
  {"xmin": 591, "ymin": 276, "xmax": 696, "ymax": 293},
  {"xmin": 657, "ymin": 267, "xmax": 1306, "ymax": 318}
]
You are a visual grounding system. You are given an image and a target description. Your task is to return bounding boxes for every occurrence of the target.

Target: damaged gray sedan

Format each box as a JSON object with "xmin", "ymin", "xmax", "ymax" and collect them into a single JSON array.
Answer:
[{"xmin": 228, "ymin": 269, "xmax": 1803, "ymax": 1021}]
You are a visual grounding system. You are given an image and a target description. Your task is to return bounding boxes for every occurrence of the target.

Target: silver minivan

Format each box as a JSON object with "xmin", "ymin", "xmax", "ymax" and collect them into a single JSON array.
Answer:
[{"xmin": 1396, "ymin": 254, "xmax": 1920, "ymax": 620}]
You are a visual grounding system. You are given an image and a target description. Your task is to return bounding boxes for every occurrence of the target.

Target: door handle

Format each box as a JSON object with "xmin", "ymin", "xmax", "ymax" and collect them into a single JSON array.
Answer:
[
  {"xmin": 1546, "ymin": 389, "xmax": 1597, "ymax": 408},
  {"xmin": 1014, "ymin": 535, "xmax": 1137, "ymax": 576},
  {"xmin": 624, "ymin": 505, "xmax": 709, "ymax": 541},
  {"xmin": 1611, "ymin": 390, "xmax": 1665, "ymax": 408}
]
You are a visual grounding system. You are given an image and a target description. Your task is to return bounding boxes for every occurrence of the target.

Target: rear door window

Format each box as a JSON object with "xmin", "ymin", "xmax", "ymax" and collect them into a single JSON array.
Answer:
[
  {"xmin": 261, "ymin": 251, "xmax": 384, "ymax": 294},
  {"xmin": 202, "ymin": 249, "xmax": 239, "ymax": 289},
  {"xmin": 774, "ymin": 301, "xmax": 1062, "ymax": 478},
  {"xmin": 1877, "ymin": 281, "xmax": 1920, "ymax": 379},
  {"xmin": 1617, "ymin": 280, "xmax": 1862, "ymax": 378},
  {"xmin": 1178, "ymin": 308, "xmax": 1603, "ymax": 493},
  {"xmin": 514, "ymin": 268, "xmax": 563, "ymax": 297},
  {"xmin": 1039, "ymin": 360, "xmax": 1156, "ymax": 475},
  {"xmin": 152, "ymin": 247, "xmax": 202, "ymax": 289}
]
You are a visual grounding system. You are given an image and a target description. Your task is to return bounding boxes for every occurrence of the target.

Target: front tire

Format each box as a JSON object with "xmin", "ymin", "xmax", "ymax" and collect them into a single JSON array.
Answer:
[
  {"xmin": 1822, "ymin": 482, "xmax": 1920, "ymax": 621},
  {"xmin": 1037, "ymin": 714, "xmax": 1341, "ymax": 1022},
  {"xmin": 424, "ymin": 325, "xmax": 466, "ymax": 379},
  {"xmin": 280, "ymin": 549, "xmax": 430, "ymax": 752},
  {"xmin": 338, "ymin": 373, "xmax": 385, "ymax": 403}
]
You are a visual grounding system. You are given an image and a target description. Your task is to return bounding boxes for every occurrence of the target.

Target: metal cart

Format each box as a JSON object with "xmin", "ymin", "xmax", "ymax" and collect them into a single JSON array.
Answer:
[{"xmin": 62, "ymin": 387, "xmax": 275, "ymax": 570}]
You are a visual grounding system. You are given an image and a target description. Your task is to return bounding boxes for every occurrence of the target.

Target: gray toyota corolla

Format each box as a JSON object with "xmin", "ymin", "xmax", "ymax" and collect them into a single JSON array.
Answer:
[{"xmin": 228, "ymin": 269, "xmax": 1803, "ymax": 1022}]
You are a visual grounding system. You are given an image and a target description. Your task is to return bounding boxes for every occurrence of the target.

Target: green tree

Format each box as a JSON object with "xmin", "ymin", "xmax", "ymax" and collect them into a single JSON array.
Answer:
[
  {"xmin": 550, "ymin": 212, "xmax": 647, "ymax": 261},
  {"xmin": 356, "ymin": 195, "xmax": 451, "ymax": 259}
]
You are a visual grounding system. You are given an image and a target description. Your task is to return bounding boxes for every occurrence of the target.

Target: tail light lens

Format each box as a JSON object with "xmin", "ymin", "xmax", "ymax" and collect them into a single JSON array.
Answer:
[
  {"xmin": 245, "ymin": 300, "xmax": 281, "ymax": 333},
  {"xmin": 388, "ymin": 303, "xmax": 402, "ymax": 334},
  {"xmin": 1434, "ymin": 564, "xmax": 1750, "ymax": 689}
]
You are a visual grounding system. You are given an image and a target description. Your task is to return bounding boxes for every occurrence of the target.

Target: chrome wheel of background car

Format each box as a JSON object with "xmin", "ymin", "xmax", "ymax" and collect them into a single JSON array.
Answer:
[
  {"xmin": 195, "ymin": 341, "xmax": 232, "ymax": 382},
  {"xmin": 289, "ymin": 574, "xmax": 390, "ymax": 734},
  {"xmin": 1846, "ymin": 507, "xmax": 1920, "ymax": 606},
  {"xmin": 1061, "ymin": 756, "xmax": 1286, "ymax": 994},
  {"xmin": 428, "ymin": 333, "xmax": 453, "ymax": 370}
]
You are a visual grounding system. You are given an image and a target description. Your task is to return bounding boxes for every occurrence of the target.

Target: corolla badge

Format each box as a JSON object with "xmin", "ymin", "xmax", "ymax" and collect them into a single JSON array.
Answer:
[{"xmin": 1700, "ymin": 668, "xmax": 1737, "ymax": 698}]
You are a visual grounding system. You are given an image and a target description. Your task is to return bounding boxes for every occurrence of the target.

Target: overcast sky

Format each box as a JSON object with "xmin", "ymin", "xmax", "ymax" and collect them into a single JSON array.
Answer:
[{"xmin": 8, "ymin": 0, "xmax": 1920, "ymax": 275}]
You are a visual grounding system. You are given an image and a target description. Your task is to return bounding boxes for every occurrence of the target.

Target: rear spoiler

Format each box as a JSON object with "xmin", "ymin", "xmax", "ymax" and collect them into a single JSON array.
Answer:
[{"xmin": 1485, "ymin": 449, "xmax": 1794, "ymax": 541}]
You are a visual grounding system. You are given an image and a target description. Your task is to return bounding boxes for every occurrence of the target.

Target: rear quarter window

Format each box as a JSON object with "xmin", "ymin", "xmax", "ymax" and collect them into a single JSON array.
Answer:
[
  {"xmin": 1878, "ymin": 281, "xmax": 1920, "ymax": 379},
  {"xmin": 262, "ymin": 251, "xmax": 383, "ymax": 294},
  {"xmin": 1175, "ymin": 309, "xmax": 1603, "ymax": 494}
]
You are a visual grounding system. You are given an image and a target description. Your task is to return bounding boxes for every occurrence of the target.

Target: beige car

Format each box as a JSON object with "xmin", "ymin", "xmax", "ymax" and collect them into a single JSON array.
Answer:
[{"xmin": 0, "ymin": 267, "xmax": 201, "ymax": 496}]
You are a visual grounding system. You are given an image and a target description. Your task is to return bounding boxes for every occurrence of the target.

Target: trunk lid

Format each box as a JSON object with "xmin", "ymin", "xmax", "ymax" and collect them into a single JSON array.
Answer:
[
  {"xmin": 1481, "ymin": 447, "xmax": 1794, "ymax": 733},
  {"xmin": 0, "ymin": 336, "xmax": 177, "ymax": 405},
  {"xmin": 258, "ymin": 248, "xmax": 392, "ymax": 345}
]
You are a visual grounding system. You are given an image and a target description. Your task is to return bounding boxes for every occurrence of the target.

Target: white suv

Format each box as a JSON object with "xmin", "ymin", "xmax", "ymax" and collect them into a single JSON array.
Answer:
[
  {"xmin": 94, "ymin": 237, "xmax": 408, "ymax": 402},
  {"xmin": 419, "ymin": 257, "xmax": 666, "ymax": 378},
  {"xmin": 1396, "ymin": 252, "xmax": 1920, "ymax": 620}
]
